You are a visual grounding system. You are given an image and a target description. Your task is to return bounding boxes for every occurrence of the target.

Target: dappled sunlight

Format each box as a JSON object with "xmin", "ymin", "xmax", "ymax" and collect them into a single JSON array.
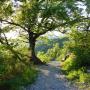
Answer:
[
  {"xmin": 40, "ymin": 68, "xmax": 50, "ymax": 76},
  {"xmin": 26, "ymin": 61, "xmax": 77, "ymax": 90},
  {"xmin": 0, "ymin": 0, "xmax": 90, "ymax": 90}
]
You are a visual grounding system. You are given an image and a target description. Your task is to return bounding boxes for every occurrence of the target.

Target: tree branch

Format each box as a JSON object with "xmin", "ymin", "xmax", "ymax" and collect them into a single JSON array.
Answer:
[
  {"xmin": 0, "ymin": 19, "xmax": 28, "ymax": 32},
  {"xmin": 35, "ymin": 17, "xmax": 89, "ymax": 38},
  {"xmin": 2, "ymin": 32, "xmax": 9, "ymax": 45}
]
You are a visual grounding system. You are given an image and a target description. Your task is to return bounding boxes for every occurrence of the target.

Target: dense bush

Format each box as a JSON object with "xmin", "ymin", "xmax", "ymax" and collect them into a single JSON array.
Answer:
[
  {"xmin": 36, "ymin": 36, "xmax": 68, "ymax": 53},
  {"xmin": 37, "ymin": 51, "xmax": 52, "ymax": 63},
  {"xmin": 61, "ymin": 53, "xmax": 77, "ymax": 73},
  {"xmin": 0, "ymin": 45, "xmax": 37, "ymax": 90},
  {"xmin": 69, "ymin": 30, "xmax": 90, "ymax": 67},
  {"xmin": 47, "ymin": 43, "xmax": 61, "ymax": 60},
  {"xmin": 56, "ymin": 41, "xmax": 70, "ymax": 61},
  {"xmin": 60, "ymin": 29, "xmax": 90, "ymax": 86},
  {"xmin": 61, "ymin": 54, "xmax": 90, "ymax": 84},
  {"xmin": 66, "ymin": 68, "xmax": 90, "ymax": 86},
  {"xmin": 37, "ymin": 43, "xmax": 61, "ymax": 62}
]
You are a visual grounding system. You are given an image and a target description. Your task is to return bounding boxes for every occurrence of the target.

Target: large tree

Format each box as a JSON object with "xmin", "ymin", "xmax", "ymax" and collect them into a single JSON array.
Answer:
[{"xmin": 0, "ymin": 0, "xmax": 89, "ymax": 64}]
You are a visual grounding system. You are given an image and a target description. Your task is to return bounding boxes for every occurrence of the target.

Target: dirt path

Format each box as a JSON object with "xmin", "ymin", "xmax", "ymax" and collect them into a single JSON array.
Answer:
[{"xmin": 26, "ymin": 61, "xmax": 77, "ymax": 90}]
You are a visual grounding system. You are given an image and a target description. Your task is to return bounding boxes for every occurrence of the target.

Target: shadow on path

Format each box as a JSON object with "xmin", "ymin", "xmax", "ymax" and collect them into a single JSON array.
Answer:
[{"xmin": 26, "ymin": 61, "xmax": 77, "ymax": 90}]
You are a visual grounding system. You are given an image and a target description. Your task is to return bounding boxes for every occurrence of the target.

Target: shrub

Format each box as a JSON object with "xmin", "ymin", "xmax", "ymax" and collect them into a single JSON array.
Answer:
[
  {"xmin": 37, "ymin": 51, "xmax": 52, "ymax": 63},
  {"xmin": 0, "ymin": 62, "xmax": 37, "ymax": 90},
  {"xmin": 79, "ymin": 73, "xmax": 90, "ymax": 83},
  {"xmin": 61, "ymin": 53, "xmax": 77, "ymax": 73},
  {"xmin": 0, "ymin": 45, "xmax": 38, "ymax": 90},
  {"xmin": 66, "ymin": 67, "xmax": 90, "ymax": 85},
  {"xmin": 79, "ymin": 73, "xmax": 87, "ymax": 83},
  {"xmin": 67, "ymin": 70, "xmax": 79, "ymax": 80}
]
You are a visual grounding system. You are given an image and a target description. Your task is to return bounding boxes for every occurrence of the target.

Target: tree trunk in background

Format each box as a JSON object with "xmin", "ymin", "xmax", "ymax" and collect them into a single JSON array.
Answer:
[{"xmin": 28, "ymin": 33, "xmax": 44, "ymax": 64}]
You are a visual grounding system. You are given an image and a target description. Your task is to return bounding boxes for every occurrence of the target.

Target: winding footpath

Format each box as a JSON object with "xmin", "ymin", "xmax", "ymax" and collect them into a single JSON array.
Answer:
[{"xmin": 26, "ymin": 61, "xmax": 77, "ymax": 90}]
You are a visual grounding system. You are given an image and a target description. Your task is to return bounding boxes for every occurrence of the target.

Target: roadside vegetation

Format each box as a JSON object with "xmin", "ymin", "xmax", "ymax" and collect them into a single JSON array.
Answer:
[
  {"xmin": 60, "ymin": 27, "xmax": 90, "ymax": 89},
  {"xmin": 0, "ymin": 0, "xmax": 90, "ymax": 90},
  {"xmin": 36, "ymin": 25, "xmax": 90, "ymax": 89},
  {"xmin": 0, "ymin": 44, "xmax": 38, "ymax": 90}
]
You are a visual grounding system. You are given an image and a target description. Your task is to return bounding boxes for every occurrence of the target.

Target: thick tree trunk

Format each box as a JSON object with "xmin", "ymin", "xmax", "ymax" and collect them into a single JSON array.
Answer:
[{"xmin": 28, "ymin": 33, "xmax": 44, "ymax": 64}]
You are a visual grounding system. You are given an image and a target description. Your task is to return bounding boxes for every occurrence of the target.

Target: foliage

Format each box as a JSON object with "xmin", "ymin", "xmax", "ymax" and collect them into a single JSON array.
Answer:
[
  {"xmin": 37, "ymin": 52, "xmax": 52, "ymax": 63},
  {"xmin": 36, "ymin": 36, "xmax": 68, "ymax": 53},
  {"xmin": 66, "ymin": 68, "xmax": 90, "ymax": 86},
  {"xmin": 1, "ymin": 0, "xmax": 89, "ymax": 63},
  {"xmin": 0, "ymin": 0, "xmax": 90, "ymax": 89},
  {"xmin": 69, "ymin": 29, "xmax": 90, "ymax": 67},
  {"xmin": 56, "ymin": 41, "xmax": 70, "ymax": 61},
  {"xmin": 36, "ymin": 36, "xmax": 68, "ymax": 62},
  {"xmin": 0, "ymin": 45, "xmax": 37, "ymax": 90},
  {"xmin": 46, "ymin": 43, "xmax": 61, "ymax": 60},
  {"xmin": 61, "ymin": 53, "xmax": 77, "ymax": 73},
  {"xmin": 36, "ymin": 36, "xmax": 69, "ymax": 62},
  {"xmin": 60, "ymin": 23, "xmax": 90, "ymax": 86},
  {"xmin": 66, "ymin": 70, "xmax": 79, "ymax": 80}
]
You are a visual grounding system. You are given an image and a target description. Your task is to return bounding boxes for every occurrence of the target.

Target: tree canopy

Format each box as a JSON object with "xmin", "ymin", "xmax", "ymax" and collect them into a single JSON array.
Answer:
[
  {"xmin": 0, "ymin": 0, "xmax": 90, "ymax": 89},
  {"xmin": 0, "ymin": 0, "xmax": 90, "ymax": 64}
]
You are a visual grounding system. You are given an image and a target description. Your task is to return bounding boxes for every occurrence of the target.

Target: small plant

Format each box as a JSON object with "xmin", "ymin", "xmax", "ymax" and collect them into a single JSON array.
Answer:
[
  {"xmin": 67, "ymin": 70, "xmax": 79, "ymax": 80},
  {"xmin": 37, "ymin": 51, "xmax": 52, "ymax": 63}
]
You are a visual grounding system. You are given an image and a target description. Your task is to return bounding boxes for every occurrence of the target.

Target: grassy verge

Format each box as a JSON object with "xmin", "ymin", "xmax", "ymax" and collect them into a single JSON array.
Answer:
[
  {"xmin": 60, "ymin": 54, "xmax": 90, "ymax": 89},
  {"xmin": 0, "ymin": 64, "xmax": 38, "ymax": 90}
]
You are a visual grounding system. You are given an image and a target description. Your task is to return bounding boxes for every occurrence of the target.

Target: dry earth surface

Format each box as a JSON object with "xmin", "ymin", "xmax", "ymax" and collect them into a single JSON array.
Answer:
[{"xmin": 25, "ymin": 61, "xmax": 80, "ymax": 90}]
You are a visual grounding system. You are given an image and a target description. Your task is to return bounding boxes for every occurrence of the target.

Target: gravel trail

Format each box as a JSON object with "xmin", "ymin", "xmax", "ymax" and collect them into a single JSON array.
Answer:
[{"xmin": 26, "ymin": 61, "xmax": 77, "ymax": 90}]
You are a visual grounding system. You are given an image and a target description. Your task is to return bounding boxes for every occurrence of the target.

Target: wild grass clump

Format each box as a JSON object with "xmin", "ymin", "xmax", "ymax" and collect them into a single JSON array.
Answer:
[
  {"xmin": 0, "ymin": 45, "xmax": 38, "ymax": 90},
  {"xmin": 37, "ymin": 51, "xmax": 52, "ymax": 63},
  {"xmin": 61, "ymin": 53, "xmax": 90, "ymax": 88}
]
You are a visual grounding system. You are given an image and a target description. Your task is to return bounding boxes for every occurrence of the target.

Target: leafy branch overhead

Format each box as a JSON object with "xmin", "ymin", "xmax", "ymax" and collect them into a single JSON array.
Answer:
[{"xmin": 0, "ymin": 0, "xmax": 90, "ymax": 64}]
